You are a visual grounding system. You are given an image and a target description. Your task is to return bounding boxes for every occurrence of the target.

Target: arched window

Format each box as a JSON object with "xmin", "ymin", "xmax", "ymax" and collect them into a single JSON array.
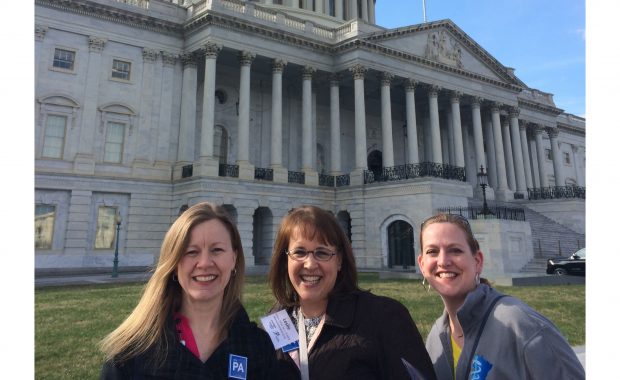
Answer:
[{"xmin": 387, "ymin": 220, "xmax": 415, "ymax": 269}]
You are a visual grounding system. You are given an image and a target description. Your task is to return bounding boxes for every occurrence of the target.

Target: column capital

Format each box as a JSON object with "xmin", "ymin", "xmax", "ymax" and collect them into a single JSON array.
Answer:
[
  {"xmin": 35, "ymin": 24, "xmax": 48, "ymax": 41},
  {"xmin": 142, "ymin": 48, "xmax": 159, "ymax": 62},
  {"xmin": 490, "ymin": 101, "xmax": 503, "ymax": 113},
  {"xmin": 88, "ymin": 36, "xmax": 106, "ymax": 53},
  {"xmin": 238, "ymin": 50, "xmax": 255, "ymax": 66},
  {"xmin": 428, "ymin": 85, "xmax": 441, "ymax": 97},
  {"xmin": 180, "ymin": 52, "xmax": 197, "ymax": 67},
  {"xmin": 161, "ymin": 51, "xmax": 177, "ymax": 66},
  {"xmin": 470, "ymin": 96, "xmax": 484, "ymax": 107},
  {"xmin": 272, "ymin": 58, "xmax": 287, "ymax": 73},
  {"xmin": 404, "ymin": 78, "xmax": 418, "ymax": 91},
  {"xmin": 302, "ymin": 65, "xmax": 316, "ymax": 79},
  {"xmin": 509, "ymin": 106, "xmax": 520, "ymax": 118},
  {"xmin": 380, "ymin": 71, "xmax": 394, "ymax": 86},
  {"xmin": 518, "ymin": 120, "xmax": 529, "ymax": 131},
  {"xmin": 450, "ymin": 90, "xmax": 462, "ymax": 103},
  {"xmin": 203, "ymin": 42, "xmax": 222, "ymax": 59},
  {"xmin": 546, "ymin": 127, "xmax": 559, "ymax": 139},
  {"xmin": 349, "ymin": 64, "xmax": 367, "ymax": 80},
  {"xmin": 533, "ymin": 124, "xmax": 545, "ymax": 135},
  {"xmin": 329, "ymin": 73, "xmax": 341, "ymax": 86}
]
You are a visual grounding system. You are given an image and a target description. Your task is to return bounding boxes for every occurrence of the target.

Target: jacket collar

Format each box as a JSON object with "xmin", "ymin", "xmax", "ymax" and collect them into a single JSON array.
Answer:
[{"xmin": 455, "ymin": 284, "xmax": 499, "ymax": 335}]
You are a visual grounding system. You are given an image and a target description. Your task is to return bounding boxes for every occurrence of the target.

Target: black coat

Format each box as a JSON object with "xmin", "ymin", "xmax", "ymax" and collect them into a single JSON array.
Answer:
[
  {"xmin": 275, "ymin": 291, "xmax": 437, "ymax": 380},
  {"xmin": 101, "ymin": 306, "xmax": 279, "ymax": 380}
]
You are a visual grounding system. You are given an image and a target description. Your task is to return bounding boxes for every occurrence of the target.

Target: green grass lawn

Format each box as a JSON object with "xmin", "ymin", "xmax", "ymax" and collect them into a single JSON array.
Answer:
[{"xmin": 35, "ymin": 273, "xmax": 585, "ymax": 379}]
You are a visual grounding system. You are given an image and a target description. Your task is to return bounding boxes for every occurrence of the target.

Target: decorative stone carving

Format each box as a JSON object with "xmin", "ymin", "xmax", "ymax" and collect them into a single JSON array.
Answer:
[
  {"xmin": 490, "ymin": 101, "xmax": 503, "ymax": 113},
  {"xmin": 35, "ymin": 25, "xmax": 48, "ymax": 41},
  {"xmin": 546, "ymin": 127, "xmax": 559, "ymax": 139},
  {"xmin": 161, "ymin": 51, "xmax": 177, "ymax": 66},
  {"xmin": 428, "ymin": 85, "xmax": 441, "ymax": 97},
  {"xmin": 180, "ymin": 52, "xmax": 197, "ymax": 67},
  {"xmin": 88, "ymin": 36, "xmax": 106, "ymax": 53},
  {"xmin": 203, "ymin": 42, "xmax": 222, "ymax": 59},
  {"xmin": 302, "ymin": 65, "xmax": 316, "ymax": 79},
  {"xmin": 509, "ymin": 107, "xmax": 520, "ymax": 118},
  {"xmin": 380, "ymin": 72, "xmax": 394, "ymax": 86},
  {"xmin": 142, "ymin": 48, "xmax": 159, "ymax": 62},
  {"xmin": 238, "ymin": 51, "xmax": 255, "ymax": 66},
  {"xmin": 450, "ymin": 91, "xmax": 462, "ymax": 103},
  {"xmin": 329, "ymin": 73, "xmax": 340, "ymax": 86},
  {"xmin": 404, "ymin": 78, "xmax": 418, "ymax": 91},
  {"xmin": 349, "ymin": 64, "xmax": 367, "ymax": 80},
  {"xmin": 471, "ymin": 96, "xmax": 484, "ymax": 107},
  {"xmin": 425, "ymin": 29, "xmax": 463, "ymax": 68},
  {"xmin": 272, "ymin": 58, "xmax": 287, "ymax": 73}
]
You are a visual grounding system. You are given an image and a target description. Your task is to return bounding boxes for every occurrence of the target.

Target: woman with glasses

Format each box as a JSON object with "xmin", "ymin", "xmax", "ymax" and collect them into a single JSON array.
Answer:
[
  {"xmin": 268, "ymin": 205, "xmax": 436, "ymax": 380},
  {"xmin": 100, "ymin": 202, "xmax": 279, "ymax": 379},
  {"xmin": 418, "ymin": 213, "xmax": 584, "ymax": 379}
]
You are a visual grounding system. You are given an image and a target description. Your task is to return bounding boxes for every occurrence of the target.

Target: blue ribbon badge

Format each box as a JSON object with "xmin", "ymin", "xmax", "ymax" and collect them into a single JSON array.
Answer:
[
  {"xmin": 228, "ymin": 354, "xmax": 248, "ymax": 380},
  {"xmin": 469, "ymin": 355, "xmax": 493, "ymax": 380}
]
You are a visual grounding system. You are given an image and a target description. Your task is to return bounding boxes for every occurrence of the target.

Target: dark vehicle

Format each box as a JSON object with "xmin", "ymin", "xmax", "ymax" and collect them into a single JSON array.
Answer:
[{"xmin": 546, "ymin": 248, "xmax": 586, "ymax": 276}]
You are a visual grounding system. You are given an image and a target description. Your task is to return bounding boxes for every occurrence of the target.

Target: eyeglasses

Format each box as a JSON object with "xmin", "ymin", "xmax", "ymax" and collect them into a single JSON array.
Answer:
[{"xmin": 285, "ymin": 248, "xmax": 337, "ymax": 262}]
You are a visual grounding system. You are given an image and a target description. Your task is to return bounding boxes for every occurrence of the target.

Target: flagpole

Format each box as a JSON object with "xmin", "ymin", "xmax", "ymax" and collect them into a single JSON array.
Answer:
[{"xmin": 422, "ymin": 0, "xmax": 427, "ymax": 22}]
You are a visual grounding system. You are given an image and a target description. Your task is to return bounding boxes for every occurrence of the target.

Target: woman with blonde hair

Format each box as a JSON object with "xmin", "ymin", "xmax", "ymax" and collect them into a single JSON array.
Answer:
[
  {"xmin": 100, "ymin": 202, "xmax": 278, "ymax": 379},
  {"xmin": 418, "ymin": 213, "xmax": 584, "ymax": 379}
]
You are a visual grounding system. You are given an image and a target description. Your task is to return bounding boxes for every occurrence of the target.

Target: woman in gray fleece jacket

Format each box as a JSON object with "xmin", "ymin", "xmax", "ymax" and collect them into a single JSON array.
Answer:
[{"xmin": 417, "ymin": 214, "xmax": 584, "ymax": 380}]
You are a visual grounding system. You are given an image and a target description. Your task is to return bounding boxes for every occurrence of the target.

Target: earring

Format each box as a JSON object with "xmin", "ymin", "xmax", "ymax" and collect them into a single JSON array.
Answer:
[
  {"xmin": 172, "ymin": 274, "xmax": 178, "ymax": 282},
  {"xmin": 231, "ymin": 268, "xmax": 237, "ymax": 277},
  {"xmin": 475, "ymin": 272, "xmax": 480, "ymax": 286},
  {"xmin": 421, "ymin": 276, "xmax": 431, "ymax": 292}
]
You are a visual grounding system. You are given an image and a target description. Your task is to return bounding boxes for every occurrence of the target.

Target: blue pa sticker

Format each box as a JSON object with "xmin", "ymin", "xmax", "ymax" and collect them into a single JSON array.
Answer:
[
  {"xmin": 281, "ymin": 340, "xmax": 299, "ymax": 353},
  {"xmin": 469, "ymin": 354, "xmax": 493, "ymax": 380},
  {"xmin": 228, "ymin": 354, "xmax": 248, "ymax": 380}
]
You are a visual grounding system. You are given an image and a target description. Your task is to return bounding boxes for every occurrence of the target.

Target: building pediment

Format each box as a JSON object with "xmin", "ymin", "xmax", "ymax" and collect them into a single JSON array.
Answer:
[{"xmin": 364, "ymin": 20, "xmax": 525, "ymax": 88}]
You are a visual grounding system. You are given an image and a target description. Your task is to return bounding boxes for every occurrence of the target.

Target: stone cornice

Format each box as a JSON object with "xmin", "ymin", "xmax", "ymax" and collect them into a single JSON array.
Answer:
[
  {"xmin": 35, "ymin": 0, "xmax": 184, "ymax": 37},
  {"xmin": 556, "ymin": 121, "xmax": 586, "ymax": 136},
  {"xmin": 518, "ymin": 98, "xmax": 564, "ymax": 116}
]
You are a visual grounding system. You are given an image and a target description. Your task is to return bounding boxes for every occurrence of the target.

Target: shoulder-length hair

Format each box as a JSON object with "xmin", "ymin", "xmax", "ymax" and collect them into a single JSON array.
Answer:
[
  {"xmin": 100, "ymin": 202, "xmax": 245, "ymax": 365},
  {"xmin": 268, "ymin": 205, "xmax": 359, "ymax": 308}
]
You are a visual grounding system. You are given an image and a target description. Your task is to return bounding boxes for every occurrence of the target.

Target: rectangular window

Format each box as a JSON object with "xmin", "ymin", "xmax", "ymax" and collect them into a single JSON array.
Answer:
[
  {"xmin": 35, "ymin": 204, "xmax": 56, "ymax": 249},
  {"xmin": 42, "ymin": 115, "xmax": 67, "ymax": 158},
  {"xmin": 111, "ymin": 59, "xmax": 131, "ymax": 81},
  {"xmin": 95, "ymin": 206, "xmax": 118, "ymax": 249},
  {"xmin": 104, "ymin": 122, "xmax": 125, "ymax": 163},
  {"xmin": 563, "ymin": 152, "xmax": 571, "ymax": 164},
  {"xmin": 545, "ymin": 148, "xmax": 552, "ymax": 161},
  {"xmin": 53, "ymin": 48, "xmax": 75, "ymax": 70}
]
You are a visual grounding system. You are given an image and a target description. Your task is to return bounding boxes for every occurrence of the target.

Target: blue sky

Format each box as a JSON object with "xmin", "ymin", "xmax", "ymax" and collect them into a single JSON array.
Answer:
[{"xmin": 375, "ymin": 0, "xmax": 585, "ymax": 117}]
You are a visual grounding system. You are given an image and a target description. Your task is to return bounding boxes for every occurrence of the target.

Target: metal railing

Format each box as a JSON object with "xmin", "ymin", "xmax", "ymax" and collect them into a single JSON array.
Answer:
[
  {"xmin": 218, "ymin": 164, "xmax": 239, "ymax": 178},
  {"xmin": 527, "ymin": 186, "xmax": 585, "ymax": 200},
  {"xmin": 336, "ymin": 174, "xmax": 350, "ymax": 187},
  {"xmin": 364, "ymin": 162, "xmax": 466, "ymax": 184},
  {"xmin": 288, "ymin": 171, "xmax": 305, "ymax": 184},
  {"xmin": 181, "ymin": 164, "xmax": 193, "ymax": 178},
  {"xmin": 254, "ymin": 167, "xmax": 273, "ymax": 181},
  {"xmin": 319, "ymin": 174, "xmax": 334, "ymax": 187},
  {"xmin": 437, "ymin": 206, "xmax": 526, "ymax": 221}
]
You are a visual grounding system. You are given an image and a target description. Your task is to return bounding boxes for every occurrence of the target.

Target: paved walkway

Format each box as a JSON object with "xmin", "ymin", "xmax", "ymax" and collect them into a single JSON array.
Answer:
[{"xmin": 35, "ymin": 271, "xmax": 585, "ymax": 369}]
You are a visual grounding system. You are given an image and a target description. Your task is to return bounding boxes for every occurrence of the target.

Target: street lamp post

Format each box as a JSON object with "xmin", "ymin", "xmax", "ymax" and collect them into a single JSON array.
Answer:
[
  {"xmin": 477, "ymin": 165, "xmax": 493, "ymax": 216},
  {"xmin": 112, "ymin": 212, "xmax": 122, "ymax": 278}
]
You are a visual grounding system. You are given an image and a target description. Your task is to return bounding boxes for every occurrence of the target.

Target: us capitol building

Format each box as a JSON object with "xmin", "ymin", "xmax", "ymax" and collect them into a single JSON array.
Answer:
[{"xmin": 35, "ymin": 0, "xmax": 585, "ymax": 277}]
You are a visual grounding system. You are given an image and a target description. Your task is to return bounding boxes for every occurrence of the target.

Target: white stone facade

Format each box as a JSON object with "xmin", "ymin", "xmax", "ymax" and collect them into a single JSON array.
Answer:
[{"xmin": 35, "ymin": 0, "xmax": 585, "ymax": 272}]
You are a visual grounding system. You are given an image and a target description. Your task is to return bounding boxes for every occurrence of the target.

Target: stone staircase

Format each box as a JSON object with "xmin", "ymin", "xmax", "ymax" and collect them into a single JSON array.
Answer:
[{"xmin": 467, "ymin": 199, "xmax": 585, "ymax": 275}]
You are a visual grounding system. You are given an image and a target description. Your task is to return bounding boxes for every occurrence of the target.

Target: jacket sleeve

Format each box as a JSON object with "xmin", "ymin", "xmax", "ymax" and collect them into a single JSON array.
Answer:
[
  {"xmin": 377, "ymin": 298, "xmax": 437, "ymax": 380},
  {"xmin": 522, "ymin": 327, "xmax": 585, "ymax": 380}
]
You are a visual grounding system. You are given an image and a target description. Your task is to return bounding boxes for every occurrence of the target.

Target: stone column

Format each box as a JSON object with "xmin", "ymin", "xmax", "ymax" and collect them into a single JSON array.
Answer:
[
  {"xmin": 361, "ymin": 0, "xmax": 369, "ymax": 21},
  {"xmin": 155, "ymin": 51, "xmax": 177, "ymax": 174},
  {"xmin": 330, "ymin": 74, "xmax": 342, "ymax": 174},
  {"xmin": 176, "ymin": 53, "xmax": 198, "ymax": 177},
  {"xmin": 571, "ymin": 145, "xmax": 584, "ymax": 186},
  {"xmin": 368, "ymin": 0, "xmax": 376, "ymax": 23},
  {"xmin": 501, "ymin": 119, "xmax": 516, "ymax": 191},
  {"xmin": 335, "ymin": 0, "xmax": 343, "ymax": 19},
  {"xmin": 428, "ymin": 85, "xmax": 443, "ymax": 164},
  {"xmin": 508, "ymin": 108, "xmax": 526, "ymax": 195},
  {"xmin": 529, "ymin": 132, "xmax": 541, "ymax": 188},
  {"xmin": 470, "ymin": 97, "xmax": 486, "ymax": 171},
  {"xmin": 491, "ymin": 103, "xmax": 510, "ymax": 196},
  {"xmin": 404, "ymin": 79, "xmax": 419, "ymax": 164},
  {"xmin": 315, "ymin": 0, "xmax": 323, "ymax": 13},
  {"xmin": 519, "ymin": 122, "xmax": 534, "ymax": 189},
  {"xmin": 198, "ymin": 42, "xmax": 221, "ymax": 177},
  {"xmin": 301, "ymin": 66, "xmax": 318, "ymax": 185},
  {"xmin": 349, "ymin": 0, "xmax": 358, "ymax": 19},
  {"xmin": 133, "ymin": 48, "xmax": 158, "ymax": 170},
  {"xmin": 548, "ymin": 127, "xmax": 564, "ymax": 186},
  {"xmin": 380, "ymin": 72, "xmax": 395, "ymax": 167},
  {"xmin": 534, "ymin": 125, "xmax": 549, "ymax": 188},
  {"xmin": 349, "ymin": 64, "xmax": 367, "ymax": 184},
  {"xmin": 484, "ymin": 116, "xmax": 498, "ymax": 189},
  {"xmin": 74, "ymin": 36, "xmax": 106, "ymax": 174},
  {"xmin": 271, "ymin": 59, "xmax": 288, "ymax": 183},
  {"xmin": 237, "ymin": 51, "xmax": 255, "ymax": 180},
  {"xmin": 450, "ymin": 91, "xmax": 465, "ymax": 168}
]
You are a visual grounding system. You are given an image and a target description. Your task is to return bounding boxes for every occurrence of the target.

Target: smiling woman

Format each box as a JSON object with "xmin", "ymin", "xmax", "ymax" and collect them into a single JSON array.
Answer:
[
  {"xmin": 99, "ymin": 202, "xmax": 279, "ymax": 379},
  {"xmin": 418, "ymin": 213, "xmax": 585, "ymax": 380}
]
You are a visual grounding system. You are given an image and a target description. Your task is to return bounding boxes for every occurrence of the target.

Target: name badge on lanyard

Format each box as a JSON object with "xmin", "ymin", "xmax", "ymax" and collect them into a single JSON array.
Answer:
[{"xmin": 260, "ymin": 310, "xmax": 300, "ymax": 350}]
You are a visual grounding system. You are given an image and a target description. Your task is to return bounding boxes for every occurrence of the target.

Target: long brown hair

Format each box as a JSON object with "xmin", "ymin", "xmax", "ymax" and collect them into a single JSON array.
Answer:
[
  {"xmin": 268, "ymin": 205, "xmax": 360, "ymax": 308},
  {"xmin": 100, "ymin": 202, "xmax": 245, "ymax": 365}
]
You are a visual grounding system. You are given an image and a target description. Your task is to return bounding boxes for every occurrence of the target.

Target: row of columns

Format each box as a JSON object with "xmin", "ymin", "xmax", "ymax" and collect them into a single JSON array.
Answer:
[
  {"xmin": 262, "ymin": 0, "xmax": 376, "ymax": 23},
  {"xmin": 177, "ymin": 43, "xmax": 568, "ymax": 194}
]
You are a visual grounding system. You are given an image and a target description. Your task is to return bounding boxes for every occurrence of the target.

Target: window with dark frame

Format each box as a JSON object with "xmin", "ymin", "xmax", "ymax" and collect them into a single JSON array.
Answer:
[
  {"xmin": 545, "ymin": 148, "xmax": 552, "ymax": 161},
  {"xmin": 35, "ymin": 204, "xmax": 56, "ymax": 249},
  {"xmin": 112, "ymin": 59, "xmax": 131, "ymax": 81},
  {"xmin": 53, "ymin": 48, "xmax": 75, "ymax": 70},
  {"xmin": 563, "ymin": 152, "xmax": 571, "ymax": 164}
]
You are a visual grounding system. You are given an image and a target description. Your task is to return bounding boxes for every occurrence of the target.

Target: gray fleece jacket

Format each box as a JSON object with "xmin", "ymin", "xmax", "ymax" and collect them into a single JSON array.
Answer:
[{"xmin": 425, "ymin": 284, "xmax": 584, "ymax": 380}]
